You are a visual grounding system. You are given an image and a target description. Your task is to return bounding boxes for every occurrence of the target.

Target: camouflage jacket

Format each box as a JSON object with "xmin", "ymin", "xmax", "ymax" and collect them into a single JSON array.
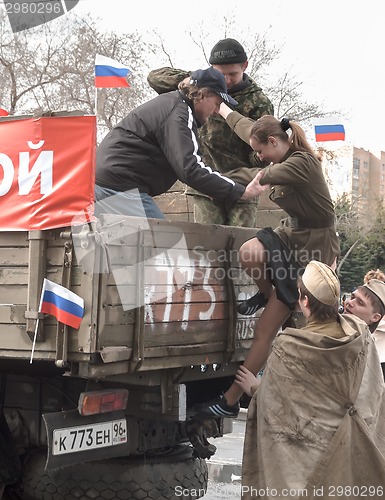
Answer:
[{"xmin": 147, "ymin": 67, "xmax": 274, "ymax": 196}]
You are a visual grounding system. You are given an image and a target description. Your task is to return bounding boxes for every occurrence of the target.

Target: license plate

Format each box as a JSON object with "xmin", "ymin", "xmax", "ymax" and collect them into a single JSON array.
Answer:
[{"xmin": 52, "ymin": 418, "xmax": 127, "ymax": 455}]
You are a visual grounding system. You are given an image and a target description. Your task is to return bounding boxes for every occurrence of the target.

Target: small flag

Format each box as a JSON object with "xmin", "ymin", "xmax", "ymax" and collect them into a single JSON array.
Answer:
[
  {"xmin": 39, "ymin": 278, "xmax": 84, "ymax": 329},
  {"xmin": 313, "ymin": 117, "xmax": 345, "ymax": 142},
  {"xmin": 0, "ymin": 108, "xmax": 9, "ymax": 116},
  {"xmin": 95, "ymin": 54, "xmax": 132, "ymax": 88}
]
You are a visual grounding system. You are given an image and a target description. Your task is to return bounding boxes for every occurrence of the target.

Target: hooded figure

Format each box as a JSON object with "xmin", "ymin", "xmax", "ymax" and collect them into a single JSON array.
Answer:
[{"xmin": 242, "ymin": 261, "xmax": 385, "ymax": 500}]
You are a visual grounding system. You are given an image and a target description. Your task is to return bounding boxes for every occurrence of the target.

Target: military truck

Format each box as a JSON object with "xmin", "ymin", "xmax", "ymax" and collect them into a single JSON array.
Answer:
[{"xmin": 0, "ymin": 113, "xmax": 285, "ymax": 499}]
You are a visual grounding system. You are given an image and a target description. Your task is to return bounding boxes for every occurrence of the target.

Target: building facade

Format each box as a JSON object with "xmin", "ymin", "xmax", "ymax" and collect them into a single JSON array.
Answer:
[{"xmin": 320, "ymin": 144, "xmax": 385, "ymax": 220}]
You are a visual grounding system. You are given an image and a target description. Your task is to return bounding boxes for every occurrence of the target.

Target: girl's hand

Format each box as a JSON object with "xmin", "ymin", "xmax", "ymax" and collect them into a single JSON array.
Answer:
[
  {"xmin": 234, "ymin": 365, "xmax": 260, "ymax": 397},
  {"xmin": 219, "ymin": 102, "xmax": 233, "ymax": 119}
]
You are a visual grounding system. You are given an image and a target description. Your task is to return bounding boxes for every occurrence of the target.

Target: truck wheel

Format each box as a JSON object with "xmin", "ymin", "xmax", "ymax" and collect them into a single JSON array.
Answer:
[{"xmin": 20, "ymin": 446, "xmax": 208, "ymax": 500}]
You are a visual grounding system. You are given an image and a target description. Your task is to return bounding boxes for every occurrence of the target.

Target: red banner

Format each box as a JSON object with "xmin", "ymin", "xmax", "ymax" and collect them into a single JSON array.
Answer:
[{"xmin": 0, "ymin": 115, "xmax": 96, "ymax": 230}]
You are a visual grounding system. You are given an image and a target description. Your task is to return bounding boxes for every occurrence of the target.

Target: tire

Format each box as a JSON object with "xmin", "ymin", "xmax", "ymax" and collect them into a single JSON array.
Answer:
[{"xmin": 20, "ymin": 446, "xmax": 208, "ymax": 500}]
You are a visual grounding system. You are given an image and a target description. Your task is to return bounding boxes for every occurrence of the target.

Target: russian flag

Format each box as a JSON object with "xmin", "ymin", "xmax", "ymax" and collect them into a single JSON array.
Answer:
[
  {"xmin": 313, "ymin": 117, "xmax": 345, "ymax": 142},
  {"xmin": 39, "ymin": 278, "xmax": 84, "ymax": 329},
  {"xmin": 95, "ymin": 54, "xmax": 132, "ymax": 88}
]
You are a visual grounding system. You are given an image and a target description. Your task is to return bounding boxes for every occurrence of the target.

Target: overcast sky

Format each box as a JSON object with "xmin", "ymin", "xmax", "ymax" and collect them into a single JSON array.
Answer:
[{"xmin": 21, "ymin": 0, "xmax": 385, "ymax": 152}]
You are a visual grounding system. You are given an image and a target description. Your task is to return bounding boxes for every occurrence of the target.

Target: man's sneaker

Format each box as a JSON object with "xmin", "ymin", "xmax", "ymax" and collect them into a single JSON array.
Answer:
[
  {"xmin": 237, "ymin": 291, "xmax": 268, "ymax": 316},
  {"xmin": 193, "ymin": 395, "xmax": 240, "ymax": 418}
]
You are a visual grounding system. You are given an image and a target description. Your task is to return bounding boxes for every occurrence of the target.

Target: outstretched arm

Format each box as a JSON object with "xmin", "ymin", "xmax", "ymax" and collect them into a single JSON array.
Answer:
[
  {"xmin": 219, "ymin": 102, "xmax": 254, "ymax": 144},
  {"xmin": 147, "ymin": 67, "xmax": 190, "ymax": 94}
]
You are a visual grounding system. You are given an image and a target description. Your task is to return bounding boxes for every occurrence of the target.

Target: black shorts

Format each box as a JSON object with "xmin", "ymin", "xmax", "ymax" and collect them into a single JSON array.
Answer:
[{"xmin": 256, "ymin": 227, "xmax": 303, "ymax": 310}]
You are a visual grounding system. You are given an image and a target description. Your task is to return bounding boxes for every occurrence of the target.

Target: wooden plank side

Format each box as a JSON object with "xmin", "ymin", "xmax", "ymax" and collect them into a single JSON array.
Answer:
[
  {"xmin": 98, "ymin": 316, "xmax": 256, "ymax": 349},
  {"xmin": 98, "ymin": 214, "xmax": 256, "ymax": 251},
  {"xmin": 0, "ymin": 267, "xmax": 64, "ymax": 286},
  {"xmin": 0, "ymin": 305, "xmax": 26, "ymax": 324},
  {"xmin": 0, "ymin": 232, "xmax": 29, "ymax": 247},
  {"xmin": 0, "ymin": 217, "xmax": 260, "ymax": 368},
  {"xmin": 144, "ymin": 302, "xmax": 228, "ymax": 323},
  {"xmin": 0, "ymin": 281, "xmax": 88, "ymax": 305},
  {"xmin": 154, "ymin": 192, "xmax": 189, "ymax": 214},
  {"xmin": 0, "ymin": 248, "xmax": 74, "ymax": 269}
]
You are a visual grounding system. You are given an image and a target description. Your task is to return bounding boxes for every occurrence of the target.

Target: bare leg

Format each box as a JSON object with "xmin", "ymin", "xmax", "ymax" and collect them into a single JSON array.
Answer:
[
  {"xmin": 224, "ymin": 291, "xmax": 290, "ymax": 406},
  {"xmin": 239, "ymin": 238, "xmax": 273, "ymax": 298},
  {"xmin": 193, "ymin": 238, "xmax": 292, "ymax": 416}
]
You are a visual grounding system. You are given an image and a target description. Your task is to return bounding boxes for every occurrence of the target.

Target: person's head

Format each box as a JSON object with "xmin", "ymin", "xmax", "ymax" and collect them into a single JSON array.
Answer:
[
  {"xmin": 209, "ymin": 38, "xmax": 248, "ymax": 90},
  {"xmin": 345, "ymin": 279, "xmax": 385, "ymax": 332},
  {"xmin": 179, "ymin": 67, "xmax": 237, "ymax": 124},
  {"xmin": 363, "ymin": 268, "xmax": 385, "ymax": 283},
  {"xmin": 249, "ymin": 116, "xmax": 318, "ymax": 165},
  {"xmin": 297, "ymin": 260, "xmax": 340, "ymax": 322}
]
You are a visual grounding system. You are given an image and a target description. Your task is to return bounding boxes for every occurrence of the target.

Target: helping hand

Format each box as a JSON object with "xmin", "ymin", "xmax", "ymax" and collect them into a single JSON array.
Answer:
[
  {"xmin": 241, "ymin": 169, "xmax": 270, "ymax": 199},
  {"xmin": 234, "ymin": 365, "xmax": 261, "ymax": 397}
]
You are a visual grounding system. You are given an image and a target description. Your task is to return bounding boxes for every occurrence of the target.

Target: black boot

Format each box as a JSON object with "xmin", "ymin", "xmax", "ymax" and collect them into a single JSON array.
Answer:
[{"xmin": 237, "ymin": 291, "xmax": 268, "ymax": 316}]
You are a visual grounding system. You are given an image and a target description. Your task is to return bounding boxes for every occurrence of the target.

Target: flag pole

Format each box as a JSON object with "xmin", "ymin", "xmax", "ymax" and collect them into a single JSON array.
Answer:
[
  {"xmin": 29, "ymin": 318, "xmax": 39, "ymax": 364},
  {"xmin": 30, "ymin": 279, "xmax": 46, "ymax": 364},
  {"xmin": 94, "ymin": 87, "xmax": 98, "ymax": 117}
]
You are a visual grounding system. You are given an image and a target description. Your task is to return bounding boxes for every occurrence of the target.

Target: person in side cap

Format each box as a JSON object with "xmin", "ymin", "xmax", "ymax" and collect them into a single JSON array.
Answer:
[
  {"xmin": 238, "ymin": 260, "xmax": 385, "ymax": 499},
  {"xmin": 346, "ymin": 278, "xmax": 385, "ymax": 332},
  {"xmin": 147, "ymin": 38, "xmax": 274, "ymax": 227},
  {"xmin": 94, "ymin": 67, "xmax": 264, "ymax": 219},
  {"xmin": 194, "ymin": 113, "xmax": 339, "ymax": 418},
  {"xmin": 345, "ymin": 270, "xmax": 385, "ymax": 379}
]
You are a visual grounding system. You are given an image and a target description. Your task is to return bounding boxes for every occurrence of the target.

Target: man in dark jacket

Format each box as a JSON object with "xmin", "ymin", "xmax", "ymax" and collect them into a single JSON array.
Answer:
[
  {"xmin": 95, "ymin": 67, "xmax": 262, "ymax": 219},
  {"xmin": 147, "ymin": 38, "xmax": 274, "ymax": 226}
]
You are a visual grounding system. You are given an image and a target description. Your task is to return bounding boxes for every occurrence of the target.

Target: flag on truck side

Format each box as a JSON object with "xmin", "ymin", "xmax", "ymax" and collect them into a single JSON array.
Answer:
[
  {"xmin": 313, "ymin": 117, "xmax": 345, "ymax": 142},
  {"xmin": 39, "ymin": 278, "xmax": 84, "ymax": 329},
  {"xmin": 94, "ymin": 54, "xmax": 132, "ymax": 88}
]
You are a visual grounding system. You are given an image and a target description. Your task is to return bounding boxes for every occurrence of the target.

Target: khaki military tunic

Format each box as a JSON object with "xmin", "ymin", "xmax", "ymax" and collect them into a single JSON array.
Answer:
[{"xmin": 226, "ymin": 111, "xmax": 339, "ymax": 266}]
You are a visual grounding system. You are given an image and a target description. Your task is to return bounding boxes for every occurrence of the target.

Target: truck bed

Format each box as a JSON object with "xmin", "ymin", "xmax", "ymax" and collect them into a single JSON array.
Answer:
[{"xmin": 0, "ymin": 215, "xmax": 259, "ymax": 379}]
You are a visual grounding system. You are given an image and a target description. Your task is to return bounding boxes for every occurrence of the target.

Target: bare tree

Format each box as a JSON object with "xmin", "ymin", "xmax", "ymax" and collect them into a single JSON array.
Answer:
[
  {"xmin": 0, "ymin": 9, "xmax": 344, "ymax": 141},
  {"xmin": 0, "ymin": 10, "xmax": 156, "ymax": 137},
  {"xmin": 150, "ymin": 17, "xmax": 343, "ymax": 129}
]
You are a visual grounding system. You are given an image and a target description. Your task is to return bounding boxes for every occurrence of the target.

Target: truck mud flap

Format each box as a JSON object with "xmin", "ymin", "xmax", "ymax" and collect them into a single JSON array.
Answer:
[{"xmin": 43, "ymin": 409, "xmax": 130, "ymax": 470}]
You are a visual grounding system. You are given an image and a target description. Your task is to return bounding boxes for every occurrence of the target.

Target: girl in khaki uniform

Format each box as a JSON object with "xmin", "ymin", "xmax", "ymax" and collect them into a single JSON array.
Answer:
[{"xmin": 195, "ymin": 107, "xmax": 340, "ymax": 419}]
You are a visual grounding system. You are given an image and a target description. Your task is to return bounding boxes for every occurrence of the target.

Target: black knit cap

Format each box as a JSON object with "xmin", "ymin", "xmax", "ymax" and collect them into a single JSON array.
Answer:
[{"xmin": 209, "ymin": 38, "xmax": 247, "ymax": 64}]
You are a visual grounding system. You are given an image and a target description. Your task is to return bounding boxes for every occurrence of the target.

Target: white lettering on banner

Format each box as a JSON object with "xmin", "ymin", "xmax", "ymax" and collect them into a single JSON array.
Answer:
[
  {"xmin": 0, "ymin": 154, "xmax": 14, "ymax": 195},
  {"xmin": 0, "ymin": 141, "xmax": 53, "ymax": 196},
  {"xmin": 19, "ymin": 141, "xmax": 53, "ymax": 194},
  {"xmin": 27, "ymin": 140, "xmax": 45, "ymax": 149}
]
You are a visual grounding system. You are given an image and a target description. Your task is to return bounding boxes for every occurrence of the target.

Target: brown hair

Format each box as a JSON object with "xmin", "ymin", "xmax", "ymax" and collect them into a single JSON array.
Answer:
[
  {"xmin": 250, "ymin": 115, "xmax": 320, "ymax": 161},
  {"xmin": 364, "ymin": 269, "xmax": 385, "ymax": 283},
  {"xmin": 178, "ymin": 82, "xmax": 217, "ymax": 103},
  {"xmin": 298, "ymin": 276, "xmax": 339, "ymax": 321}
]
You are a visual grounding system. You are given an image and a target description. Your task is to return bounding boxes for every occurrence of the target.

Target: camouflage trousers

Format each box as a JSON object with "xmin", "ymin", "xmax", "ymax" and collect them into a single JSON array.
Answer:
[{"xmin": 191, "ymin": 195, "xmax": 259, "ymax": 228}]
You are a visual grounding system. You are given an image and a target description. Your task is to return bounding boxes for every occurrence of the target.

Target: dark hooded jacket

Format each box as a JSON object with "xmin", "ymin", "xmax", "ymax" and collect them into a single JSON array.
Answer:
[{"xmin": 96, "ymin": 90, "xmax": 245, "ymax": 210}]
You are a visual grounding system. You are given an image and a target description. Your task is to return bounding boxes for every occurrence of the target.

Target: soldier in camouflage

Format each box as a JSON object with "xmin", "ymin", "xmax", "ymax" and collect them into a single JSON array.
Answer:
[{"xmin": 147, "ymin": 38, "xmax": 274, "ymax": 227}]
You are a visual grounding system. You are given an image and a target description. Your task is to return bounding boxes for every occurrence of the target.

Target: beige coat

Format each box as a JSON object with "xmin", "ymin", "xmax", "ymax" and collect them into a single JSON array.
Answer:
[
  {"xmin": 373, "ymin": 318, "xmax": 385, "ymax": 363},
  {"xmin": 242, "ymin": 315, "xmax": 385, "ymax": 500}
]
